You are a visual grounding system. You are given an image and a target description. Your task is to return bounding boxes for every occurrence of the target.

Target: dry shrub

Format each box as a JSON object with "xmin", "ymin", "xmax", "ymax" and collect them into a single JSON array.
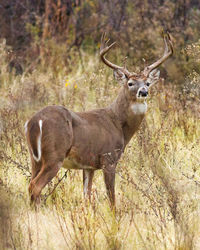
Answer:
[{"xmin": 0, "ymin": 49, "xmax": 200, "ymax": 249}]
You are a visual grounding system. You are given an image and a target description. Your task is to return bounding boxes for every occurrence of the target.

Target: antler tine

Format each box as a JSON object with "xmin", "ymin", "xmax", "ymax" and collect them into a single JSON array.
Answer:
[
  {"xmin": 123, "ymin": 56, "xmax": 128, "ymax": 69},
  {"xmin": 100, "ymin": 33, "xmax": 131, "ymax": 77},
  {"xmin": 143, "ymin": 32, "xmax": 173, "ymax": 77},
  {"xmin": 100, "ymin": 32, "xmax": 106, "ymax": 51},
  {"xmin": 166, "ymin": 32, "xmax": 173, "ymax": 54}
]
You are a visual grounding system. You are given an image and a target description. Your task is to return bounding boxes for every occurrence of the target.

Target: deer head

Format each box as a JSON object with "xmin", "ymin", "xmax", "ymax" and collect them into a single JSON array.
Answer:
[{"xmin": 100, "ymin": 32, "xmax": 173, "ymax": 103}]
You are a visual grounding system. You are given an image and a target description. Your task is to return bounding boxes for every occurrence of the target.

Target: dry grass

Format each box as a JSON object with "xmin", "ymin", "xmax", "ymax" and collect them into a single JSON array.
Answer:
[{"xmin": 0, "ymin": 44, "xmax": 200, "ymax": 250}]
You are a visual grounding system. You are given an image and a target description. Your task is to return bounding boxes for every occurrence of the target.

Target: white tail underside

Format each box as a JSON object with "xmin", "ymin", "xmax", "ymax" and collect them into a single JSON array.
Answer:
[{"xmin": 32, "ymin": 120, "xmax": 43, "ymax": 162}]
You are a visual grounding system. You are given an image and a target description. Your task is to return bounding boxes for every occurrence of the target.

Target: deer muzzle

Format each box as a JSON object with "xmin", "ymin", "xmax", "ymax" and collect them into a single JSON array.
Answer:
[{"xmin": 137, "ymin": 87, "xmax": 148, "ymax": 98}]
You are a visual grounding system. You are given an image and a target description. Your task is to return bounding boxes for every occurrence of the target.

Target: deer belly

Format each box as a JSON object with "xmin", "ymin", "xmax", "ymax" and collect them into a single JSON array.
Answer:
[
  {"xmin": 62, "ymin": 158, "xmax": 96, "ymax": 170},
  {"xmin": 62, "ymin": 146, "xmax": 97, "ymax": 170}
]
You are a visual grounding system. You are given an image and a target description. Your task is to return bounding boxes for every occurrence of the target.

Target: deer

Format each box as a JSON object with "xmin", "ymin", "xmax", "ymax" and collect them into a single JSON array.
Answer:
[{"xmin": 25, "ymin": 32, "xmax": 173, "ymax": 208}]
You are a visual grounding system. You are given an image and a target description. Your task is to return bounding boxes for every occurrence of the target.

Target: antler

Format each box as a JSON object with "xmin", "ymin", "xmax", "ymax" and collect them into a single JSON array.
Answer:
[
  {"xmin": 100, "ymin": 33, "xmax": 132, "ymax": 78},
  {"xmin": 143, "ymin": 32, "xmax": 173, "ymax": 77}
]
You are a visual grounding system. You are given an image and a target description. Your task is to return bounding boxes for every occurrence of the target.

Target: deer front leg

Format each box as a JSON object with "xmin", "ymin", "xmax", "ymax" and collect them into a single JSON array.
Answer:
[
  {"xmin": 103, "ymin": 164, "xmax": 116, "ymax": 209},
  {"xmin": 83, "ymin": 169, "xmax": 94, "ymax": 201}
]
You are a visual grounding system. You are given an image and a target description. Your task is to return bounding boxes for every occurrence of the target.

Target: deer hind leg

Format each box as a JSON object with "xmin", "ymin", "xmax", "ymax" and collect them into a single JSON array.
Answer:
[
  {"xmin": 28, "ymin": 158, "xmax": 42, "ymax": 201},
  {"xmin": 29, "ymin": 161, "xmax": 62, "ymax": 205},
  {"xmin": 29, "ymin": 156, "xmax": 42, "ymax": 181},
  {"xmin": 83, "ymin": 169, "xmax": 94, "ymax": 201},
  {"xmin": 103, "ymin": 164, "xmax": 116, "ymax": 209}
]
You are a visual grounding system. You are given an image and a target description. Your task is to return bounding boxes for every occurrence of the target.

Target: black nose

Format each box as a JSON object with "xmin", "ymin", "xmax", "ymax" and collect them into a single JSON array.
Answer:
[{"xmin": 138, "ymin": 89, "xmax": 148, "ymax": 97}]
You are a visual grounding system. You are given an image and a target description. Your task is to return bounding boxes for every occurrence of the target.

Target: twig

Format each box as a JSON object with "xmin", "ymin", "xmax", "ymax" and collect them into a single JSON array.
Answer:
[{"xmin": 44, "ymin": 170, "xmax": 69, "ymax": 202}]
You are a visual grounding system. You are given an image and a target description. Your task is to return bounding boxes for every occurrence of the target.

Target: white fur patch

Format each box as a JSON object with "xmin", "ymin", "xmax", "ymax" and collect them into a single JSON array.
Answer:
[
  {"xmin": 32, "ymin": 120, "xmax": 43, "ymax": 162},
  {"xmin": 131, "ymin": 102, "xmax": 147, "ymax": 115},
  {"xmin": 24, "ymin": 120, "xmax": 29, "ymax": 134}
]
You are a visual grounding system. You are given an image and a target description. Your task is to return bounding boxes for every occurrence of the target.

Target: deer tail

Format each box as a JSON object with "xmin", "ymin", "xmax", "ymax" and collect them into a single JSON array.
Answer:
[{"xmin": 26, "ymin": 119, "xmax": 43, "ymax": 162}]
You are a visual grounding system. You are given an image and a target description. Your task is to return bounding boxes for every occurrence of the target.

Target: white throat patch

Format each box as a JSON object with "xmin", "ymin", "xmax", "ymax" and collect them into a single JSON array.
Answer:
[{"xmin": 131, "ymin": 102, "xmax": 147, "ymax": 115}]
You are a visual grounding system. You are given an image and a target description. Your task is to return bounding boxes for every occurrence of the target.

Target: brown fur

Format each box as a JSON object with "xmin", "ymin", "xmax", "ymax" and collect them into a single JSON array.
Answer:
[
  {"xmin": 26, "ymin": 34, "xmax": 173, "ymax": 208},
  {"xmin": 26, "ymin": 86, "xmax": 145, "ymax": 207}
]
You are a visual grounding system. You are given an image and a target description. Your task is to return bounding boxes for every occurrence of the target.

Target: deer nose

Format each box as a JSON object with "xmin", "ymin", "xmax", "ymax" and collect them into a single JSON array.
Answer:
[{"xmin": 138, "ymin": 88, "xmax": 148, "ymax": 97}]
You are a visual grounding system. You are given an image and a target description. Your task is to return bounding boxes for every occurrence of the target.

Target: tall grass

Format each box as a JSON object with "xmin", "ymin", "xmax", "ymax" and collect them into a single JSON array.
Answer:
[{"xmin": 0, "ymin": 41, "xmax": 200, "ymax": 250}]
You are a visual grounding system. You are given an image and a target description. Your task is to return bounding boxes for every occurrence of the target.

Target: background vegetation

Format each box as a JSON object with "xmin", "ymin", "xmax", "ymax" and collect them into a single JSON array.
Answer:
[{"xmin": 0, "ymin": 0, "xmax": 200, "ymax": 249}]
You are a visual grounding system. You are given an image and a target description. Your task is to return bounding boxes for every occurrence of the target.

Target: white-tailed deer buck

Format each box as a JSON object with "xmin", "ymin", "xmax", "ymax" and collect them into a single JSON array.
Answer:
[{"xmin": 25, "ymin": 32, "xmax": 173, "ymax": 208}]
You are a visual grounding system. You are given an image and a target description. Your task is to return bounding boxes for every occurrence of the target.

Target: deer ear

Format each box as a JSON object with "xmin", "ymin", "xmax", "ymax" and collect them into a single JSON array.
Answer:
[
  {"xmin": 113, "ymin": 69, "xmax": 127, "ymax": 85},
  {"xmin": 147, "ymin": 69, "xmax": 160, "ymax": 86}
]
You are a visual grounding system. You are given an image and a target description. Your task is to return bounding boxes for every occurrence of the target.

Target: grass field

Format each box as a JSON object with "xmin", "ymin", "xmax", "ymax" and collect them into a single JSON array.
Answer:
[{"xmin": 0, "ymin": 47, "xmax": 200, "ymax": 250}]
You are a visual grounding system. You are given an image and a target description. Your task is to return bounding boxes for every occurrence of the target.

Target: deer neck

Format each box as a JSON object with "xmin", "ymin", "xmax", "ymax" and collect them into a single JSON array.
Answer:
[{"xmin": 109, "ymin": 87, "xmax": 147, "ymax": 144}]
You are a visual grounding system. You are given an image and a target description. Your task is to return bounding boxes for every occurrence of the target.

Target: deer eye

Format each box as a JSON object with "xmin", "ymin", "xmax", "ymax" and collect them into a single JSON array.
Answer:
[
  {"xmin": 146, "ymin": 82, "xmax": 151, "ymax": 87},
  {"xmin": 128, "ymin": 82, "xmax": 133, "ymax": 87}
]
